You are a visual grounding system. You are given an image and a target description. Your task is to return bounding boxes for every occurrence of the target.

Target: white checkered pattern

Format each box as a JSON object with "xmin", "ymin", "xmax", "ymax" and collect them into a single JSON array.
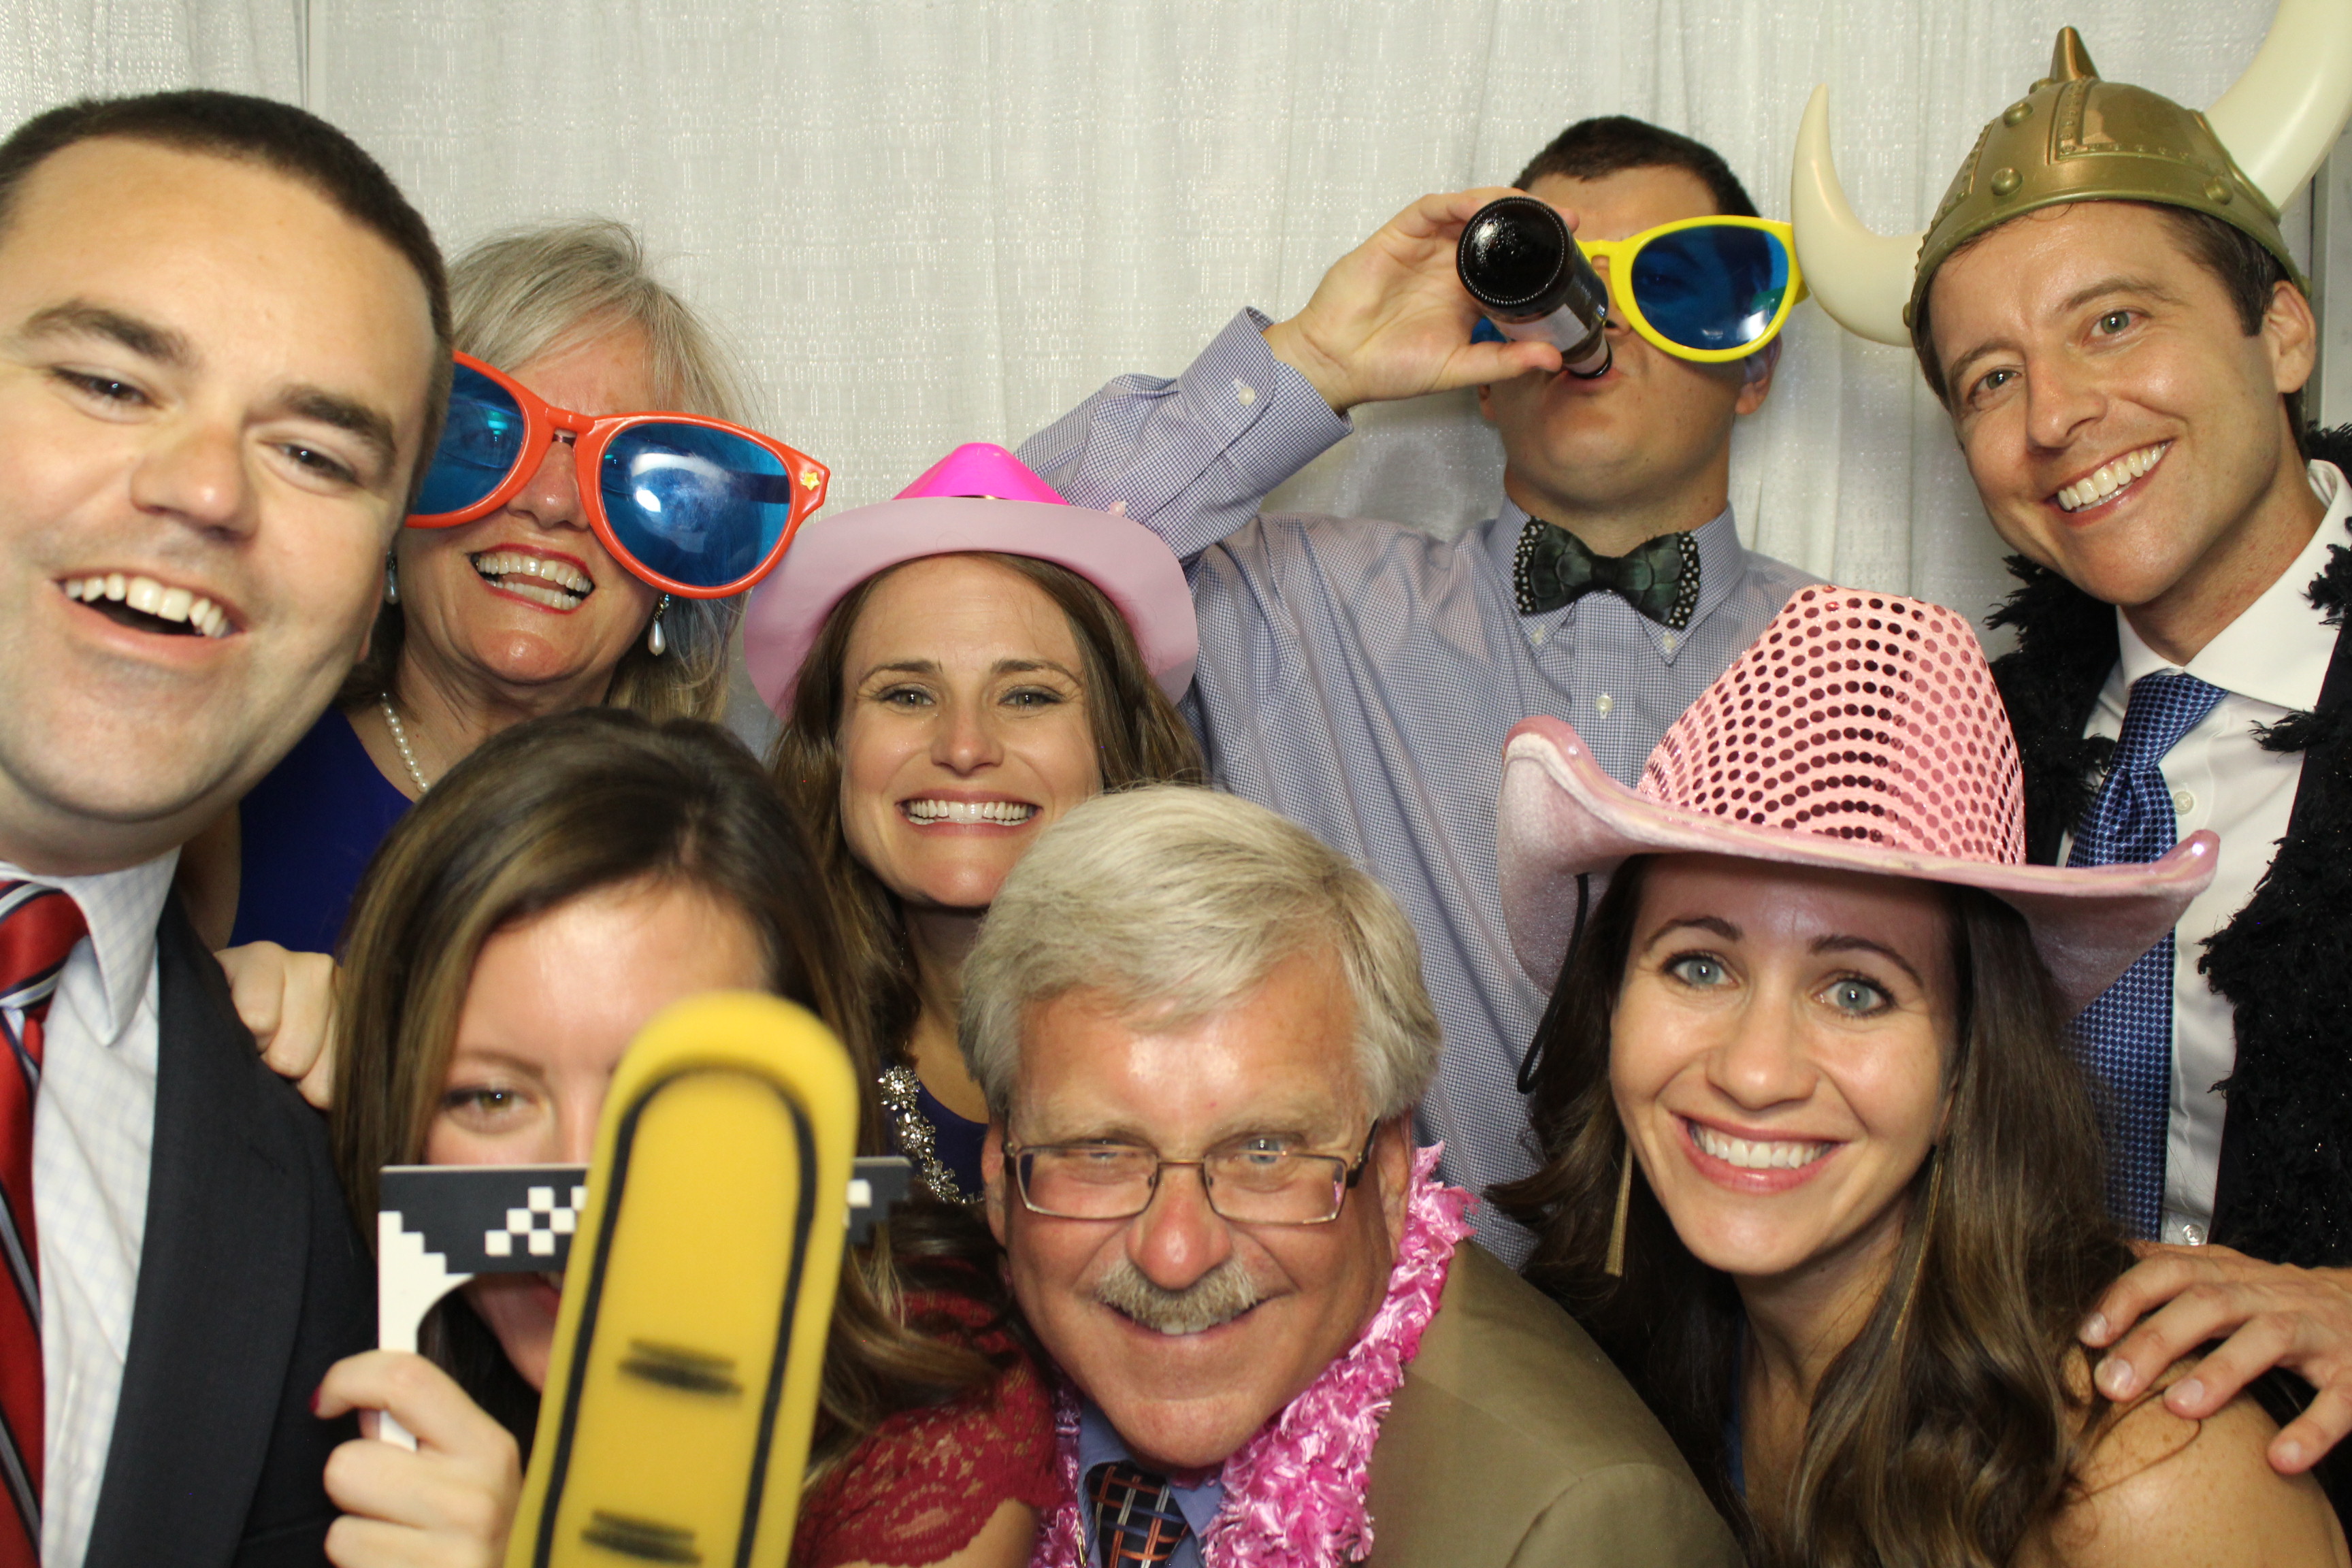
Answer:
[{"xmin": 483, "ymin": 1183, "xmax": 589, "ymax": 1258}]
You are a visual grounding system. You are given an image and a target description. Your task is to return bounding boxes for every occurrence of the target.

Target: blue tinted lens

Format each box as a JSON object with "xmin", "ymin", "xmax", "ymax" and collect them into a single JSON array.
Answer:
[
  {"xmin": 415, "ymin": 364, "xmax": 529, "ymax": 517},
  {"xmin": 600, "ymin": 423, "xmax": 796, "ymax": 590},
  {"xmin": 1631, "ymin": 227, "xmax": 1790, "ymax": 353}
]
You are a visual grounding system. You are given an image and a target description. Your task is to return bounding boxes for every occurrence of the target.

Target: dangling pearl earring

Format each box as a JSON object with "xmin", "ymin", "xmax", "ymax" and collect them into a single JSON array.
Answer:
[
  {"xmin": 647, "ymin": 594, "xmax": 672, "ymax": 656},
  {"xmin": 384, "ymin": 554, "xmax": 399, "ymax": 604}
]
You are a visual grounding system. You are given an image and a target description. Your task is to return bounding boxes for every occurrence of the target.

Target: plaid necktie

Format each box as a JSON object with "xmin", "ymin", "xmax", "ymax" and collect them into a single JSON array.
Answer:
[
  {"xmin": 1513, "ymin": 519, "xmax": 1701, "ymax": 630},
  {"xmin": 0, "ymin": 880, "xmax": 87, "ymax": 1567},
  {"xmin": 1088, "ymin": 1460, "xmax": 1190, "ymax": 1567},
  {"xmin": 2066, "ymin": 672, "xmax": 2225, "ymax": 1238}
]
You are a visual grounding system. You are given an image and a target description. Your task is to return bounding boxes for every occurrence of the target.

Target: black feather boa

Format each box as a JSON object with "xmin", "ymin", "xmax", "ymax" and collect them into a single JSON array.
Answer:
[{"xmin": 1988, "ymin": 427, "xmax": 2352, "ymax": 1266}]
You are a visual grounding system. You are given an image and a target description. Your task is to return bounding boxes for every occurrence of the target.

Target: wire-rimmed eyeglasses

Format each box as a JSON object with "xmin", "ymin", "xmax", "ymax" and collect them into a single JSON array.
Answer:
[{"xmin": 1005, "ymin": 1126, "xmax": 1380, "ymax": 1225}]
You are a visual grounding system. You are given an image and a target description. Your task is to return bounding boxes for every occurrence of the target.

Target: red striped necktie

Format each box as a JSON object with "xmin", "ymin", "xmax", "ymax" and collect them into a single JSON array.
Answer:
[{"xmin": 0, "ymin": 880, "xmax": 88, "ymax": 1567}]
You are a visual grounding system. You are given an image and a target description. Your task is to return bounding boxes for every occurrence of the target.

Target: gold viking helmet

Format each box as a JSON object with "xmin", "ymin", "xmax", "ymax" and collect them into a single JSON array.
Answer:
[{"xmin": 1791, "ymin": 0, "xmax": 2352, "ymax": 348}]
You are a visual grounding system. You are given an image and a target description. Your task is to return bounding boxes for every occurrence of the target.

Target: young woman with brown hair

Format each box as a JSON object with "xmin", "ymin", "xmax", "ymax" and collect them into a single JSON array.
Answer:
[
  {"xmin": 745, "ymin": 442, "xmax": 1203, "ymax": 1204},
  {"xmin": 318, "ymin": 708, "xmax": 1056, "ymax": 1568},
  {"xmin": 1493, "ymin": 587, "xmax": 2345, "ymax": 1565}
]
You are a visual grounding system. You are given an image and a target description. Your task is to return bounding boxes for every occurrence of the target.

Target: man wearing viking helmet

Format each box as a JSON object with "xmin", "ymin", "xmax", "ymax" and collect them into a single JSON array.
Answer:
[{"xmin": 1793, "ymin": 0, "xmax": 2352, "ymax": 1494}]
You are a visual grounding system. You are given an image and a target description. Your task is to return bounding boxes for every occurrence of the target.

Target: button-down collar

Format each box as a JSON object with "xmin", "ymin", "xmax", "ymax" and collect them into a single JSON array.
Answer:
[{"xmin": 1077, "ymin": 1396, "xmax": 1226, "ymax": 1553}]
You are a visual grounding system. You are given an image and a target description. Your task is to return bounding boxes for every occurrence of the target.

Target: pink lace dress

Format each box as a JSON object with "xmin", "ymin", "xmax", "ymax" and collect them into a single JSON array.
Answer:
[{"xmin": 792, "ymin": 1292, "xmax": 1059, "ymax": 1567}]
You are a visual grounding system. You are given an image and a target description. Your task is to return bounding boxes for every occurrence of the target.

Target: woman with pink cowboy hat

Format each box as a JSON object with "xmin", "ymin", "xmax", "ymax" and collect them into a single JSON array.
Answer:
[
  {"xmin": 743, "ymin": 443, "xmax": 1203, "ymax": 1204},
  {"xmin": 1492, "ymin": 587, "xmax": 2346, "ymax": 1563}
]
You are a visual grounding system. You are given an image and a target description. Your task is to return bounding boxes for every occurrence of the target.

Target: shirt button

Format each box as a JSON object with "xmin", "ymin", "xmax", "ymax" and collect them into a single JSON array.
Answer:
[
  {"xmin": 1660, "ymin": 631, "xmax": 1678, "ymax": 654},
  {"xmin": 2180, "ymin": 1222, "xmax": 2206, "ymax": 1246},
  {"xmin": 1595, "ymin": 693, "xmax": 1615, "ymax": 716},
  {"xmin": 1529, "ymin": 626, "xmax": 1548, "ymax": 645},
  {"xmin": 1232, "ymin": 379, "xmax": 1257, "ymax": 406},
  {"xmin": 2170, "ymin": 787, "xmax": 2195, "ymax": 817}
]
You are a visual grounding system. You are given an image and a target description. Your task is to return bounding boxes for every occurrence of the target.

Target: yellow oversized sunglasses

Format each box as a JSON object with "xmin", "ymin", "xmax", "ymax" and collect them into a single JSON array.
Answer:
[{"xmin": 1477, "ymin": 216, "xmax": 1808, "ymax": 364}]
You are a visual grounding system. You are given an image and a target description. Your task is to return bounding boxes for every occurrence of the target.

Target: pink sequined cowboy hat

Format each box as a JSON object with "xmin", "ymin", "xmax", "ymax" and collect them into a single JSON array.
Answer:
[
  {"xmin": 742, "ymin": 442, "xmax": 1197, "ymax": 715},
  {"xmin": 1498, "ymin": 586, "xmax": 2218, "ymax": 1014}
]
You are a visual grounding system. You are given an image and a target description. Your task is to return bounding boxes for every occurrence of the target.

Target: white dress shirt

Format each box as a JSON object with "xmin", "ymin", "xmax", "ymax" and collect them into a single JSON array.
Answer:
[
  {"xmin": 1, "ymin": 851, "xmax": 174, "ymax": 1567},
  {"xmin": 2068, "ymin": 461, "xmax": 2351, "ymax": 1246}
]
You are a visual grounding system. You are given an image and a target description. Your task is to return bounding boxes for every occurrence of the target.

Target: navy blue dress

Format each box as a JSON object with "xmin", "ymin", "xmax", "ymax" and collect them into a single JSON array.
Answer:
[
  {"xmin": 229, "ymin": 708, "xmax": 413, "ymax": 954},
  {"xmin": 915, "ymin": 1077, "xmax": 988, "ymax": 1197}
]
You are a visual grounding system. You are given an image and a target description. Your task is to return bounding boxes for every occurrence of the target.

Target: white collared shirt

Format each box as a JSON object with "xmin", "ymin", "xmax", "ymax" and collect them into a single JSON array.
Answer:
[
  {"xmin": 1, "ymin": 851, "xmax": 174, "ymax": 1567},
  {"xmin": 2068, "ymin": 461, "xmax": 2351, "ymax": 1245}
]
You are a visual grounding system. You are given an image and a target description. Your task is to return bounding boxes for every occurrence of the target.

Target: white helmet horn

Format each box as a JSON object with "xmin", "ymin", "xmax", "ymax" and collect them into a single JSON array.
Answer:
[
  {"xmin": 2206, "ymin": 0, "xmax": 2352, "ymax": 210},
  {"xmin": 1790, "ymin": 85, "xmax": 1923, "ymax": 348}
]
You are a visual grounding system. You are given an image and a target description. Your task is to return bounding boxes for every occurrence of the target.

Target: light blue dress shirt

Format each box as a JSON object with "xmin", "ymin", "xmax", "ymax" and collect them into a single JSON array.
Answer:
[
  {"xmin": 1021, "ymin": 310, "xmax": 1818, "ymax": 1259},
  {"xmin": 1077, "ymin": 1399, "xmax": 1222, "ymax": 1568}
]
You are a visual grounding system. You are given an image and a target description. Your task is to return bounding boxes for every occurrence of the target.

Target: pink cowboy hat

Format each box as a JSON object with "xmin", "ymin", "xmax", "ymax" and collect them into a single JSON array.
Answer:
[
  {"xmin": 741, "ymin": 442, "xmax": 1197, "ymax": 715},
  {"xmin": 1497, "ymin": 586, "xmax": 2217, "ymax": 1014}
]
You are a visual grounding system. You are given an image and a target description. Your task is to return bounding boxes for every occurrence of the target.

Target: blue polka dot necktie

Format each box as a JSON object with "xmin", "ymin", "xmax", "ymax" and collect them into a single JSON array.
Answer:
[
  {"xmin": 1088, "ymin": 1460, "xmax": 1190, "ymax": 1567},
  {"xmin": 2066, "ymin": 670, "xmax": 2226, "ymax": 1238}
]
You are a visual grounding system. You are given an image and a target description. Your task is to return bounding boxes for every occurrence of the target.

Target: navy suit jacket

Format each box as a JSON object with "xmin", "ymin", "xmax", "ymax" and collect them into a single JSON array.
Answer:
[{"xmin": 80, "ymin": 897, "xmax": 368, "ymax": 1567}]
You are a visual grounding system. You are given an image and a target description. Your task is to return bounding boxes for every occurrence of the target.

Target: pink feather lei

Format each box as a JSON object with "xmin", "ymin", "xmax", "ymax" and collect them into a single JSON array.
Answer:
[{"xmin": 1029, "ymin": 1144, "xmax": 1476, "ymax": 1568}]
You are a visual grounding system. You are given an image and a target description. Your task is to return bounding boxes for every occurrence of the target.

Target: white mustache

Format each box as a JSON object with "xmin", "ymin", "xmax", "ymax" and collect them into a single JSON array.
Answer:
[{"xmin": 1093, "ymin": 1256, "xmax": 1265, "ymax": 1335}]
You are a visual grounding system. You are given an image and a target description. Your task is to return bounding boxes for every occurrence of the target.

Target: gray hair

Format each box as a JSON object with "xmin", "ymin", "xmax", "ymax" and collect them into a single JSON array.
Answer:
[
  {"xmin": 960, "ymin": 785, "xmax": 1441, "ymax": 1122},
  {"xmin": 346, "ymin": 218, "xmax": 753, "ymax": 722}
]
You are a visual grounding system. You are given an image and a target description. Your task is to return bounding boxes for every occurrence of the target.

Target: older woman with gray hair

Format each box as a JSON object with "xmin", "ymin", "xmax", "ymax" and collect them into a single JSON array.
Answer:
[{"xmin": 182, "ymin": 218, "xmax": 825, "ymax": 963}]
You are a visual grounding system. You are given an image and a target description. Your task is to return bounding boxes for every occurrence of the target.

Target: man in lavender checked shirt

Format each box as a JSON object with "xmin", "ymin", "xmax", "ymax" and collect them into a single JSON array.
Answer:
[{"xmin": 1019, "ymin": 118, "xmax": 1816, "ymax": 1260}]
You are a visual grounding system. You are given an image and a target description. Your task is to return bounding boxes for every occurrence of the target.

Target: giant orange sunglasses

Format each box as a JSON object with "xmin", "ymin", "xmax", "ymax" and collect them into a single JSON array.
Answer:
[{"xmin": 408, "ymin": 352, "xmax": 830, "ymax": 598}]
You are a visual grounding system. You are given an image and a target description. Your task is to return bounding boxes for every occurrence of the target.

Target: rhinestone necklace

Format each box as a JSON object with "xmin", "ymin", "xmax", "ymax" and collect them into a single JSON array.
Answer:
[
  {"xmin": 378, "ymin": 693, "xmax": 432, "ymax": 794},
  {"xmin": 877, "ymin": 1065, "xmax": 981, "ymax": 1206}
]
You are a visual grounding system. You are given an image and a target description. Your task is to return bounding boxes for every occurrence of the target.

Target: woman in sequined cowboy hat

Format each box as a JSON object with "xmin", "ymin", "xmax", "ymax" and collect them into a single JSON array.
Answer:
[
  {"xmin": 1494, "ymin": 587, "xmax": 2341, "ymax": 1563},
  {"xmin": 745, "ymin": 442, "xmax": 1203, "ymax": 1204},
  {"xmin": 1791, "ymin": 0, "xmax": 2352, "ymax": 1505}
]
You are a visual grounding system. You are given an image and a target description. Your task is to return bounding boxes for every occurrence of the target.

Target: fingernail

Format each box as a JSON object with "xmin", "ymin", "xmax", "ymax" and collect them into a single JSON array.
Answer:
[
  {"xmin": 2096, "ymin": 1358, "xmax": 2136, "ymax": 1399},
  {"xmin": 2171, "ymin": 1377, "xmax": 2204, "ymax": 1408},
  {"xmin": 2279, "ymin": 1439, "xmax": 2306, "ymax": 1469},
  {"xmin": 2081, "ymin": 1311, "xmax": 2108, "ymax": 1341}
]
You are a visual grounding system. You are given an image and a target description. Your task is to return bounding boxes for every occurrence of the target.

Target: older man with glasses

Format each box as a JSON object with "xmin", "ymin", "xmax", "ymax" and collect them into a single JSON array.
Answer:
[{"xmin": 960, "ymin": 785, "xmax": 1733, "ymax": 1568}]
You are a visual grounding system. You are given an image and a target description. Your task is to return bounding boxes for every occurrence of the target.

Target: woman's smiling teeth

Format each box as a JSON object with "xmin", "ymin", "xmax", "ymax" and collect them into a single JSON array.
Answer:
[
  {"xmin": 2055, "ymin": 440, "xmax": 2169, "ymax": 512},
  {"xmin": 1690, "ymin": 1122, "xmax": 1832, "ymax": 1171},
  {"xmin": 63, "ymin": 573, "xmax": 231, "ymax": 638},
  {"xmin": 471, "ymin": 550, "xmax": 593, "ymax": 610},
  {"xmin": 902, "ymin": 798, "xmax": 1038, "ymax": 826}
]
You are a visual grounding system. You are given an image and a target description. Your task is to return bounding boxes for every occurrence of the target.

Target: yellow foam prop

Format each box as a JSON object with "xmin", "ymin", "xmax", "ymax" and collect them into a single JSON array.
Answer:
[{"xmin": 504, "ymin": 991, "xmax": 858, "ymax": 1567}]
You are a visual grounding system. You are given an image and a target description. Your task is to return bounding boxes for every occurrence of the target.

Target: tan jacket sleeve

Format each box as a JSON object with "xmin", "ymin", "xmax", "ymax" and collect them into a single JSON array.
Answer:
[{"xmin": 1505, "ymin": 1462, "xmax": 1742, "ymax": 1568}]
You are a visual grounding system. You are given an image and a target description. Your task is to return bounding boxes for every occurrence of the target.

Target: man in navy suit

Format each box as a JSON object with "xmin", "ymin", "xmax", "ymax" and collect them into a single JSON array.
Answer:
[{"xmin": 0, "ymin": 92, "xmax": 449, "ymax": 1566}]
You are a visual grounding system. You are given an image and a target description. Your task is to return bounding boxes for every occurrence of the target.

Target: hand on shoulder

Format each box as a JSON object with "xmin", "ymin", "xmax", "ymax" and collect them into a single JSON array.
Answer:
[
  {"xmin": 2040, "ymin": 1360, "xmax": 2348, "ymax": 1567},
  {"xmin": 2082, "ymin": 1243, "xmax": 2352, "ymax": 1474},
  {"xmin": 216, "ymin": 940, "xmax": 338, "ymax": 1108}
]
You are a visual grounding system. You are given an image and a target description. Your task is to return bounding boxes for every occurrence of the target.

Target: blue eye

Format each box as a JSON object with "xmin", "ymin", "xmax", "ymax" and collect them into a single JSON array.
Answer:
[
  {"xmin": 1824, "ymin": 978, "xmax": 1889, "ymax": 1015},
  {"xmin": 1666, "ymin": 953, "xmax": 1729, "ymax": 987}
]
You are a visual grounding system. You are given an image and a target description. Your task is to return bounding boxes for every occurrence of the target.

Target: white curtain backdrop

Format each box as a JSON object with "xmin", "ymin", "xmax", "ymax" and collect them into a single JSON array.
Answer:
[
  {"xmin": 0, "ymin": 0, "xmax": 2294, "ymax": 637},
  {"xmin": 0, "ymin": 0, "xmax": 295, "ymax": 112}
]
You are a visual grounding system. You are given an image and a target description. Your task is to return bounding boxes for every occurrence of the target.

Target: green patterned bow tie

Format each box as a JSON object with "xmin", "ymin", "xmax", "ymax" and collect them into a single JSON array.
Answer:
[{"xmin": 1512, "ymin": 519, "xmax": 1701, "ymax": 630}]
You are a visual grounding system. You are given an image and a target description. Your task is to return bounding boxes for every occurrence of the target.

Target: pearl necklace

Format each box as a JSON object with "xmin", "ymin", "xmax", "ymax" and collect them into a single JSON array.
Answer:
[{"xmin": 378, "ymin": 694, "xmax": 432, "ymax": 794}]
